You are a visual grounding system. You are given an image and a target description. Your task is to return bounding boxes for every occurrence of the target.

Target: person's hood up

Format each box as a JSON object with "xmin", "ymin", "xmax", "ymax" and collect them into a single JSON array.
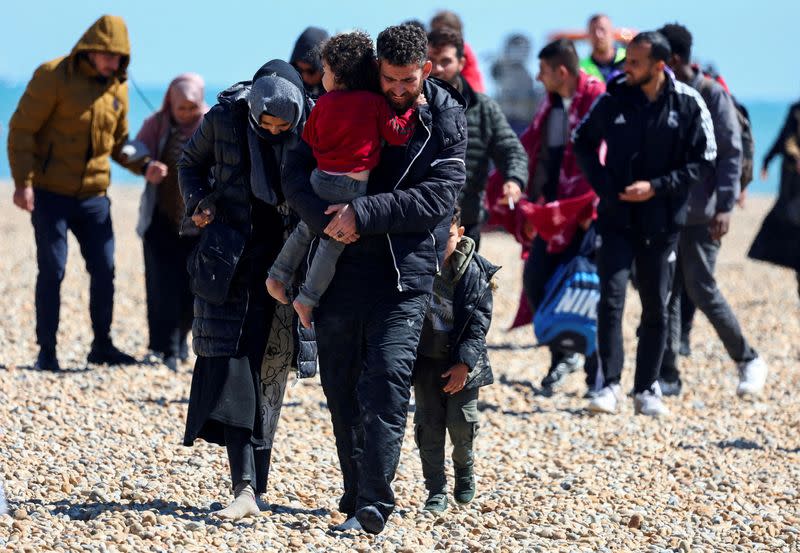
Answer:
[
  {"xmin": 247, "ymin": 59, "xmax": 308, "ymax": 133},
  {"xmin": 217, "ymin": 59, "xmax": 307, "ymax": 108},
  {"xmin": 70, "ymin": 15, "xmax": 130, "ymax": 79},
  {"xmin": 161, "ymin": 73, "xmax": 209, "ymax": 136},
  {"xmin": 289, "ymin": 26, "xmax": 329, "ymax": 72}
]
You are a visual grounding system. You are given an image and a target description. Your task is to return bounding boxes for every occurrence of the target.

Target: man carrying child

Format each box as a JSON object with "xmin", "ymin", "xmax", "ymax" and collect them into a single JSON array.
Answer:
[{"xmin": 283, "ymin": 24, "xmax": 467, "ymax": 534}]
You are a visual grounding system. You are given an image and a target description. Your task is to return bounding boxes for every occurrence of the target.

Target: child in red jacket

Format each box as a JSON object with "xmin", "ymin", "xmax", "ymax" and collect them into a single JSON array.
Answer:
[{"xmin": 267, "ymin": 31, "xmax": 423, "ymax": 327}]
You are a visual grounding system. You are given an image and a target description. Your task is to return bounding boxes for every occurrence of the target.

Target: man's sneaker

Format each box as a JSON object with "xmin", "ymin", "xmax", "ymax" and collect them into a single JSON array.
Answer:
[
  {"xmin": 657, "ymin": 377, "xmax": 682, "ymax": 397},
  {"xmin": 423, "ymin": 492, "xmax": 448, "ymax": 512},
  {"xmin": 453, "ymin": 468, "xmax": 475, "ymax": 504},
  {"xmin": 588, "ymin": 384, "xmax": 621, "ymax": 414},
  {"xmin": 34, "ymin": 347, "xmax": 60, "ymax": 371},
  {"xmin": 355, "ymin": 505, "xmax": 385, "ymax": 535},
  {"xmin": 541, "ymin": 352, "xmax": 582, "ymax": 389},
  {"xmin": 633, "ymin": 383, "xmax": 670, "ymax": 417},
  {"xmin": 87, "ymin": 341, "xmax": 137, "ymax": 366},
  {"xmin": 736, "ymin": 356, "xmax": 767, "ymax": 397}
]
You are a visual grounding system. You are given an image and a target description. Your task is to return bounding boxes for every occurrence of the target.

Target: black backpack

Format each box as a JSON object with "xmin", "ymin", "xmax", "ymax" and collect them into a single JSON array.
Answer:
[{"xmin": 698, "ymin": 76, "xmax": 755, "ymax": 189}]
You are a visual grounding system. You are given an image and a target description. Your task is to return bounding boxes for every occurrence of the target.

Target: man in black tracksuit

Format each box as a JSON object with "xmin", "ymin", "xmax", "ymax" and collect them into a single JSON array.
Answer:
[
  {"xmin": 572, "ymin": 32, "xmax": 716, "ymax": 416},
  {"xmin": 283, "ymin": 25, "xmax": 466, "ymax": 534}
]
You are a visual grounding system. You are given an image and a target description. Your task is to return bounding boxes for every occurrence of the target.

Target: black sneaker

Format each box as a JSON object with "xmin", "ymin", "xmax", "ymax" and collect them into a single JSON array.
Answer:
[
  {"xmin": 541, "ymin": 352, "xmax": 582, "ymax": 389},
  {"xmin": 355, "ymin": 505, "xmax": 385, "ymax": 535},
  {"xmin": 34, "ymin": 347, "xmax": 60, "ymax": 371},
  {"xmin": 87, "ymin": 341, "xmax": 137, "ymax": 366},
  {"xmin": 657, "ymin": 377, "xmax": 682, "ymax": 397},
  {"xmin": 163, "ymin": 355, "xmax": 178, "ymax": 372},
  {"xmin": 453, "ymin": 467, "xmax": 476, "ymax": 504}
]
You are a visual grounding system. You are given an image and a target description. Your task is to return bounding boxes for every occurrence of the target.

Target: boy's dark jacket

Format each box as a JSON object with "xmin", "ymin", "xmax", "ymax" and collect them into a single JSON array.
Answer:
[
  {"xmin": 420, "ymin": 236, "xmax": 500, "ymax": 391},
  {"xmin": 572, "ymin": 72, "xmax": 717, "ymax": 236},
  {"xmin": 282, "ymin": 77, "xmax": 468, "ymax": 295}
]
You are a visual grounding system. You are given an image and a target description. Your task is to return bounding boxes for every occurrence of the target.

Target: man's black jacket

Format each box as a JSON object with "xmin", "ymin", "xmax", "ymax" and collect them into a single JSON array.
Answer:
[
  {"xmin": 572, "ymin": 72, "xmax": 717, "ymax": 236},
  {"xmin": 283, "ymin": 78, "xmax": 468, "ymax": 295}
]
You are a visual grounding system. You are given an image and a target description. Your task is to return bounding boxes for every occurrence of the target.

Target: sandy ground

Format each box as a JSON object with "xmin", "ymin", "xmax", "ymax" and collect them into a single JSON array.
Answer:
[{"xmin": 1, "ymin": 183, "xmax": 798, "ymax": 552}]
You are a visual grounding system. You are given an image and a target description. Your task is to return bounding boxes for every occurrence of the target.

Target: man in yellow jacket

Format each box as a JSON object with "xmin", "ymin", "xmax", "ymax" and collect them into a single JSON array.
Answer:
[{"xmin": 8, "ymin": 15, "xmax": 144, "ymax": 370}]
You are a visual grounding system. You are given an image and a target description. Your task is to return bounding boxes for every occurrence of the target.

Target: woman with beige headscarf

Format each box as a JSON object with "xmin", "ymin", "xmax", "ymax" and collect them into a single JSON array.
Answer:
[{"xmin": 134, "ymin": 73, "xmax": 209, "ymax": 370}]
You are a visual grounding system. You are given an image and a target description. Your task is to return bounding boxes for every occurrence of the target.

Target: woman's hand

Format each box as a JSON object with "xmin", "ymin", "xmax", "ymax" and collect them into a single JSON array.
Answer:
[
  {"xmin": 145, "ymin": 161, "xmax": 168, "ymax": 184},
  {"xmin": 442, "ymin": 363, "xmax": 469, "ymax": 395},
  {"xmin": 191, "ymin": 204, "xmax": 215, "ymax": 228}
]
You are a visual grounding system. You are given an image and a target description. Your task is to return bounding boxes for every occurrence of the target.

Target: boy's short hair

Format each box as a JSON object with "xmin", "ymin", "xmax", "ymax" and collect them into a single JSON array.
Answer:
[
  {"xmin": 451, "ymin": 205, "xmax": 462, "ymax": 227},
  {"xmin": 538, "ymin": 38, "xmax": 580, "ymax": 76},
  {"xmin": 377, "ymin": 24, "xmax": 428, "ymax": 67},
  {"xmin": 427, "ymin": 27, "xmax": 464, "ymax": 59},
  {"xmin": 321, "ymin": 31, "xmax": 378, "ymax": 91}
]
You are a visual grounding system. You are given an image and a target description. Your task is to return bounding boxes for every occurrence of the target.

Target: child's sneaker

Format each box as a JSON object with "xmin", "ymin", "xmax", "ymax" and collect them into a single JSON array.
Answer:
[
  {"xmin": 453, "ymin": 468, "xmax": 475, "ymax": 504},
  {"xmin": 423, "ymin": 492, "xmax": 448, "ymax": 512}
]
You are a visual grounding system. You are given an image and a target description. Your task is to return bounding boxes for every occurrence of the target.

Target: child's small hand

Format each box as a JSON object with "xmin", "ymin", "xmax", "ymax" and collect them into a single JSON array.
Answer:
[
  {"xmin": 415, "ymin": 93, "xmax": 428, "ymax": 108},
  {"xmin": 442, "ymin": 363, "xmax": 469, "ymax": 394}
]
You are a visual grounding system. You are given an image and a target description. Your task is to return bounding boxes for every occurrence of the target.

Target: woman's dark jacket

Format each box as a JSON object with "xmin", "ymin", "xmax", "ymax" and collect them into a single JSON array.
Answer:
[{"xmin": 177, "ymin": 61, "xmax": 310, "ymax": 357}]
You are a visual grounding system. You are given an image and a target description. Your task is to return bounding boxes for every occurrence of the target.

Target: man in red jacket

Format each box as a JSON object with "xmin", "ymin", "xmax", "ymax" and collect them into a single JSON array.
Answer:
[{"xmin": 492, "ymin": 39, "xmax": 605, "ymax": 392}]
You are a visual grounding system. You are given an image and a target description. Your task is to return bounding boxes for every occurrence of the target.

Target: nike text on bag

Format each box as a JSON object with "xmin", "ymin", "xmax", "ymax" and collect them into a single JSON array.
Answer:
[{"xmin": 533, "ymin": 255, "xmax": 599, "ymax": 356}]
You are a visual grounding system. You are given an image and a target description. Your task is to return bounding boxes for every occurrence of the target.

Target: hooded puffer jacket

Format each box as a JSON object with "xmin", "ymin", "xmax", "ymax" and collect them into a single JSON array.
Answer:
[
  {"xmin": 8, "ymin": 15, "xmax": 141, "ymax": 197},
  {"xmin": 177, "ymin": 60, "xmax": 311, "ymax": 357}
]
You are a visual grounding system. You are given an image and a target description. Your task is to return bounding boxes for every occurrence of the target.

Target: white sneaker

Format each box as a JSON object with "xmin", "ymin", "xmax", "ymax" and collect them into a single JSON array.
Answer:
[
  {"xmin": 737, "ymin": 356, "xmax": 767, "ymax": 397},
  {"xmin": 633, "ymin": 383, "xmax": 670, "ymax": 417},
  {"xmin": 588, "ymin": 384, "xmax": 621, "ymax": 414}
]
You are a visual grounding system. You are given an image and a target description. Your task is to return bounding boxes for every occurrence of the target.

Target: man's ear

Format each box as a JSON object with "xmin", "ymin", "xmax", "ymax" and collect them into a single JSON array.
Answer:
[
  {"xmin": 458, "ymin": 56, "xmax": 466, "ymax": 74},
  {"xmin": 457, "ymin": 225, "xmax": 465, "ymax": 238},
  {"xmin": 422, "ymin": 59, "xmax": 433, "ymax": 79}
]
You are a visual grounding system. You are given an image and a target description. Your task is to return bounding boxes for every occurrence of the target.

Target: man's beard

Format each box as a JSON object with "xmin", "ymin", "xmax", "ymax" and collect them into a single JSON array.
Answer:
[
  {"xmin": 387, "ymin": 80, "xmax": 425, "ymax": 112},
  {"xmin": 626, "ymin": 68, "xmax": 656, "ymax": 88}
]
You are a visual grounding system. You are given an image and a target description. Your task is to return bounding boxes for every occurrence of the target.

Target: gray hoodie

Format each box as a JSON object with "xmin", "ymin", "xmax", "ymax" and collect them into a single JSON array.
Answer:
[{"xmin": 686, "ymin": 71, "xmax": 742, "ymax": 225}]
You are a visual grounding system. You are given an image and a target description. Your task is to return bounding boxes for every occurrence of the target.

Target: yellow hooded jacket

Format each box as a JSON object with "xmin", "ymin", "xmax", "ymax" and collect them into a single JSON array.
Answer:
[{"xmin": 7, "ymin": 15, "xmax": 143, "ymax": 197}]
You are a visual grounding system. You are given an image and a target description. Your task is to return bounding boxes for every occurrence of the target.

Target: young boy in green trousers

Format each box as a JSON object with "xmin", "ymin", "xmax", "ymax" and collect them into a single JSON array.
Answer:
[{"xmin": 414, "ymin": 206, "xmax": 500, "ymax": 511}]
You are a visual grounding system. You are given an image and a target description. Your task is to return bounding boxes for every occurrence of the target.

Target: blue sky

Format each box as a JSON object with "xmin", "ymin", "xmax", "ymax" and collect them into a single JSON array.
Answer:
[{"xmin": 2, "ymin": 0, "xmax": 799, "ymax": 101}]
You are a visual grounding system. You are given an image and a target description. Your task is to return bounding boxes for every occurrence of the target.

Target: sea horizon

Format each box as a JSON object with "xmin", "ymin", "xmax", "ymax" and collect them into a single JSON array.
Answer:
[{"xmin": 1, "ymin": 80, "xmax": 795, "ymax": 195}]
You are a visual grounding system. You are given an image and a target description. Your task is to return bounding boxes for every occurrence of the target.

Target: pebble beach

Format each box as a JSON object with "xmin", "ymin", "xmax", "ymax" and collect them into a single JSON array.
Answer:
[{"xmin": 1, "ymin": 183, "xmax": 798, "ymax": 552}]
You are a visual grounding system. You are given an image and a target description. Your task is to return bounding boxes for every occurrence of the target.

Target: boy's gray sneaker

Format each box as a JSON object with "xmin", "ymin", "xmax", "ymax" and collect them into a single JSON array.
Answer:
[
  {"xmin": 453, "ymin": 468, "xmax": 476, "ymax": 504},
  {"xmin": 423, "ymin": 492, "xmax": 448, "ymax": 512}
]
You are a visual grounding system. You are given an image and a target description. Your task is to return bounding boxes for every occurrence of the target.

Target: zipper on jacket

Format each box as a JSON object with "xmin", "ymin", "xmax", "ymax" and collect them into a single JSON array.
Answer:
[
  {"xmin": 428, "ymin": 230, "xmax": 439, "ymax": 272},
  {"xmin": 234, "ymin": 287, "xmax": 250, "ymax": 354},
  {"xmin": 386, "ymin": 119, "xmax": 433, "ymax": 292}
]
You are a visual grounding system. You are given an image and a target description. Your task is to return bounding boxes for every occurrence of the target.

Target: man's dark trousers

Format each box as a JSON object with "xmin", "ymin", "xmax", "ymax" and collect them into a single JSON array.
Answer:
[
  {"xmin": 596, "ymin": 228, "xmax": 679, "ymax": 394},
  {"xmin": 315, "ymin": 286, "xmax": 430, "ymax": 521},
  {"xmin": 31, "ymin": 188, "xmax": 115, "ymax": 350},
  {"xmin": 661, "ymin": 224, "xmax": 757, "ymax": 380}
]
